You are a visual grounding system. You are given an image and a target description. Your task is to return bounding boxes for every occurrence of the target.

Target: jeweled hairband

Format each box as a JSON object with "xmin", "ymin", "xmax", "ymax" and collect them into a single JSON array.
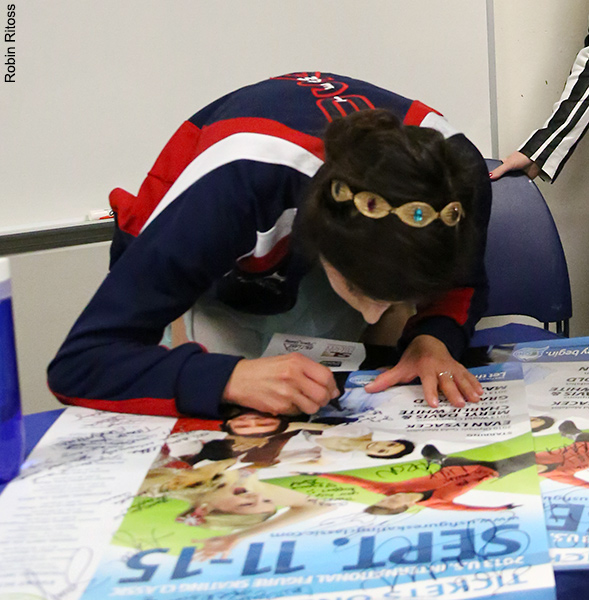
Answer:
[{"xmin": 330, "ymin": 180, "xmax": 464, "ymax": 227}]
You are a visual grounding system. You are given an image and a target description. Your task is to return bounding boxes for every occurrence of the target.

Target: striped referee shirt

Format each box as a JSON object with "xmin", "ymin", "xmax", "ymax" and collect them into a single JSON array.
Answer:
[{"xmin": 519, "ymin": 26, "xmax": 589, "ymax": 182}]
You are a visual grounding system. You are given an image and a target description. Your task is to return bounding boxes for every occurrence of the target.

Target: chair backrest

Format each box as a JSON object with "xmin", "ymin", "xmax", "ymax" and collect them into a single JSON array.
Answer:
[{"xmin": 483, "ymin": 159, "xmax": 572, "ymax": 328}]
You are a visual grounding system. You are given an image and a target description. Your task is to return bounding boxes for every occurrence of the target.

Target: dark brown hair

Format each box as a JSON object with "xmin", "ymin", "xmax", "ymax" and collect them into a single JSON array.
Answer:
[
  {"xmin": 531, "ymin": 416, "xmax": 555, "ymax": 433},
  {"xmin": 365, "ymin": 439, "xmax": 415, "ymax": 459},
  {"xmin": 298, "ymin": 109, "xmax": 485, "ymax": 302},
  {"xmin": 220, "ymin": 406, "xmax": 290, "ymax": 437}
]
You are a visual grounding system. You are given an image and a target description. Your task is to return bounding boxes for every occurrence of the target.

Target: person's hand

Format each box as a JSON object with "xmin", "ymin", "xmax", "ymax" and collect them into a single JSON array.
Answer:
[
  {"xmin": 194, "ymin": 534, "xmax": 240, "ymax": 561},
  {"xmin": 223, "ymin": 354, "xmax": 339, "ymax": 416},
  {"xmin": 363, "ymin": 335, "xmax": 483, "ymax": 408},
  {"xmin": 489, "ymin": 151, "xmax": 541, "ymax": 180}
]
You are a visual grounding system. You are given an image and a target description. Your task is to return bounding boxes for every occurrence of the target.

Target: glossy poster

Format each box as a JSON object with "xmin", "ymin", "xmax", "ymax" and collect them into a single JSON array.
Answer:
[
  {"xmin": 511, "ymin": 337, "xmax": 589, "ymax": 569},
  {"xmin": 80, "ymin": 363, "xmax": 555, "ymax": 600}
]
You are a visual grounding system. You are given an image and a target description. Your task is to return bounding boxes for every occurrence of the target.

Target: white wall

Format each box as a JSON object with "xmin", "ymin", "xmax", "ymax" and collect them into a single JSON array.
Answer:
[
  {"xmin": 1, "ymin": 0, "xmax": 494, "ymax": 234},
  {"xmin": 10, "ymin": 243, "xmax": 110, "ymax": 414},
  {"xmin": 493, "ymin": 0, "xmax": 589, "ymax": 336}
]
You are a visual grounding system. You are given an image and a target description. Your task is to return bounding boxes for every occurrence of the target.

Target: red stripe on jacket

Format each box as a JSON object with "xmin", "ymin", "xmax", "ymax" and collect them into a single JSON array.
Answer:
[
  {"xmin": 237, "ymin": 235, "xmax": 291, "ymax": 274},
  {"xmin": 171, "ymin": 417, "xmax": 223, "ymax": 433},
  {"xmin": 403, "ymin": 100, "xmax": 442, "ymax": 126},
  {"xmin": 409, "ymin": 288, "xmax": 475, "ymax": 328},
  {"xmin": 110, "ymin": 118, "xmax": 324, "ymax": 238},
  {"xmin": 196, "ymin": 117, "xmax": 324, "ymax": 161},
  {"xmin": 110, "ymin": 120, "xmax": 203, "ymax": 237},
  {"xmin": 53, "ymin": 392, "xmax": 181, "ymax": 417}
]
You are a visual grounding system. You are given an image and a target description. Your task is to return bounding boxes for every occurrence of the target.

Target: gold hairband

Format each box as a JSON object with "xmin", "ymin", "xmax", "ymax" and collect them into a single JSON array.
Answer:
[{"xmin": 330, "ymin": 180, "xmax": 464, "ymax": 227}]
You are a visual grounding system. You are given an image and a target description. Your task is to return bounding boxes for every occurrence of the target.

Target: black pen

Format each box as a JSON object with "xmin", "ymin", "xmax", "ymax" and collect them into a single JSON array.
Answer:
[{"xmin": 329, "ymin": 396, "xmax": 343, "ymax": 411}]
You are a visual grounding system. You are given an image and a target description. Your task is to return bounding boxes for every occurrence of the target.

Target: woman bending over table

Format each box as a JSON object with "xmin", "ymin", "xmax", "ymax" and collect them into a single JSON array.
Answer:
[{"xmin": 48, "ymin": 72, "xmax": 491, "ymax": 419}]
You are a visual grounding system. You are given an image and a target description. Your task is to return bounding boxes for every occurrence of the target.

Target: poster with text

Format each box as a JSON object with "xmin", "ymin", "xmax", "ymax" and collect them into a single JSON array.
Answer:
[
  {"xmin": 79, "ymin": 363, "xmax": 555, "ymax": 600},
  {"xmin": 511, "ymin": 336, "xmax": 589, "ymax": 569}
]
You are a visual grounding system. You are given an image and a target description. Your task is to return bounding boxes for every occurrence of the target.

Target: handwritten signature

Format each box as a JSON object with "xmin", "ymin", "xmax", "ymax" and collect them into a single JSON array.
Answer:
[{"xmin": 25, "ymin": 546, "xmax": 94, "ymax": 600}]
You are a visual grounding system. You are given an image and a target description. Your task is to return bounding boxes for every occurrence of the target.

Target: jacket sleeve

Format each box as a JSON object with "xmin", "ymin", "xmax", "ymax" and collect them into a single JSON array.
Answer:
[
  {"xmin": 398, "ymin": 134, "xmax": 492, "ymax": 359},
  {"xmin": 47, "ymin": 161, "xmax": 301, "ymax": 419},
  {"xmin": 518, "ymin": 39, "xmax": 589, "ymax": 182}
]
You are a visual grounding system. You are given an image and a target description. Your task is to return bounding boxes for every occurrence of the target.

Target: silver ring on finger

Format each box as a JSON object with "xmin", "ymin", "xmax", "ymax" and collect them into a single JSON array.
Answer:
[{"xmin": 438, "ymin": 371, "xmax": 454, "ymax": 380}]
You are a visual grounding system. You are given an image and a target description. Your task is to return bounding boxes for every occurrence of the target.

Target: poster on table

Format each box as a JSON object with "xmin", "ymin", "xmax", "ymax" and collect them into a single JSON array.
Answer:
[
  {"xmin": 79, "ymin": 362, "xmax": 555, "ymax": 600},
  {"xmin": 0, "ymin": 408, "xmax": 177, "ymax": 600},
  {"xmin": 510, "ymin": 336, "xmax": 589, "ymax": 570}
]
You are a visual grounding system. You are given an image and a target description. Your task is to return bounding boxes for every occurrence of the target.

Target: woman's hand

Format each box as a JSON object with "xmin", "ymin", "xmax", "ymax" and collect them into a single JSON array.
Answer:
[
  {"xmin": 489, "ymin": 151, "xmax": 541, "ymax": 180},
  {"xmin": 363, "ymin": 335, "xmax": 483, "ymax": 408},
  {"xmin": 223, "ymin": 354, "xmax": 339, "ymax": 416},
  {"xmin": 195, "ymin": 534, "xmax": 240, "ymax": 561}
]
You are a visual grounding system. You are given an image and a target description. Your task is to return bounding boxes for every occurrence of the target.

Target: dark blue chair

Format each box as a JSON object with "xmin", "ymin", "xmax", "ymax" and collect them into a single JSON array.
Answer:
[{"xmin": 470, "ymin": 159, "xmax": 572, "ymax": 347}]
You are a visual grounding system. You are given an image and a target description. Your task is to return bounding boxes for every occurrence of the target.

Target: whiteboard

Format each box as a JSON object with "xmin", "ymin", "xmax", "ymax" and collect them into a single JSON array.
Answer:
[{"xmin": 0, "ymin": 0, "xmax": 495, "ymax": 236}]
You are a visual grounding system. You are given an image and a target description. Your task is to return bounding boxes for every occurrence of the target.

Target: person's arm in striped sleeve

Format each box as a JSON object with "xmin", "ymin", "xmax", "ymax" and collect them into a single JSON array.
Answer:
[{"xmin": 491, "ymin": 26, "xmax": 589, "ymax": 182}]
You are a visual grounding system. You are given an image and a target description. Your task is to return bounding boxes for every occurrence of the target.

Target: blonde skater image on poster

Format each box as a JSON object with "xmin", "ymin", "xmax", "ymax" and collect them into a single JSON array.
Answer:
[{"xmin": 133, "ymin": 458, "xmax": 337, "ymax": 561}]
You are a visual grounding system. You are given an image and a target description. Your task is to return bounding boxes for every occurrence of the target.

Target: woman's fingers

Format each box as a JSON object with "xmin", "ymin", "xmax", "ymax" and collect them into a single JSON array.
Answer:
[
  {"xmin": 436, "ymin": 372, "xmax": 465, "ymax": 408},
  {"xmin": 222, "ymin": 353, "xmax": 338, "ymax": 416},
  {"xmin": 420, "ymin": 372, "xmax": 442, "ymax": 408},
  {"xmin": 363, "ymin": 336, "xmax": 484, "ymax": 409},
  {"xmin": 425, "ymin": 368, "xmax": 482, "ymax": 408},
  {"xmin": 489, "ymin": 151, "xmax": 537, "ymax": 180},
  {"xmin": 454, "ymin": 370, "xmax": 483, "ymax": 404},
  {"xmin": 223, "ymin": 339, "xmax": 485, "ymax": 415},
  {"xmin": 300, "ymin": 357, "xmax": 340, "ymax": 402},
  {"xmin": 363, "ymin": 364, "xmax": 407, "ymax": 393}
]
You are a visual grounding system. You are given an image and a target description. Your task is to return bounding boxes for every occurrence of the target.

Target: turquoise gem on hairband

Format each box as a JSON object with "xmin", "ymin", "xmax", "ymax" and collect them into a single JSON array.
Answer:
[{"xmin": 413, "ymin": 207, "xmax": 424, "ymax": 223}]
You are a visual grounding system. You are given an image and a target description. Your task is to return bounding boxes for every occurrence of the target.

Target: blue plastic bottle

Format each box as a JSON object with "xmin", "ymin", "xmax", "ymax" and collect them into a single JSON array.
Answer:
[{"xmin": 0, "ymin": 257, "xmax": 24, "ymax": 483}]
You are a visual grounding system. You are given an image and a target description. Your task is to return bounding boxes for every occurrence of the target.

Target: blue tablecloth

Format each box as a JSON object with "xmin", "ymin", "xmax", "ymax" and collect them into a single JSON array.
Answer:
[
  {"xmin": 0, "ymin": 408, "xmax": 64, "ymax": 494},
  {"xmin": 2, "ymin": 409, "xmax": 585, "ymax": 598}
]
